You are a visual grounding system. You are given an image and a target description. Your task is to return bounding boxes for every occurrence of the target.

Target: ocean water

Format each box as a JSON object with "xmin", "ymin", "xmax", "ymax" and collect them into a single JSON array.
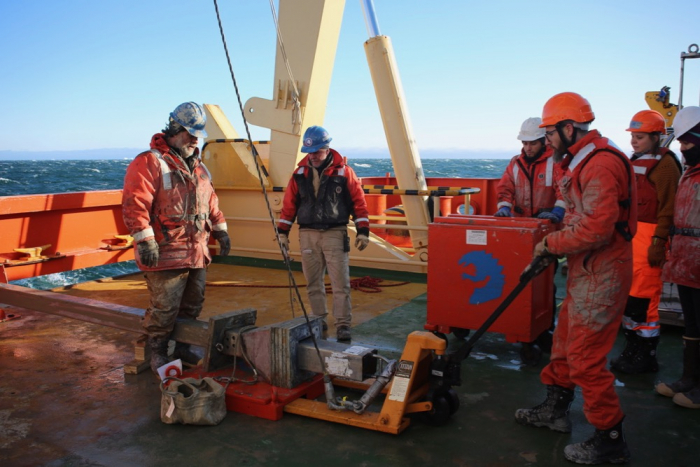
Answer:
[
  {"xmin": 2, "ymin": 157, "xmax": 509, "ymax": 288},
  {"xmin": 0, "ymin": 158, "xmax": 509, "ymax": 197}
]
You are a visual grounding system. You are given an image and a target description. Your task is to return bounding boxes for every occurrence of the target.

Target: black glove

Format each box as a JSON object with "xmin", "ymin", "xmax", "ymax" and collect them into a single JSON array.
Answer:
[
  {"xmin": 520, "ymin": 254, "xmax": 557, "ymax": 282},
  {"xmin": 212, "ymin": 230, "xmax": 231, "ymax": 256},
  {"xmin": 137, "ymin": 239, "xmax": 159, "ymax": 268}
]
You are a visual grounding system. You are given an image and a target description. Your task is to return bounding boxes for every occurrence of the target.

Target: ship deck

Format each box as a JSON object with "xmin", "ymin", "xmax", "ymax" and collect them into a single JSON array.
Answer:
[{"xmin": 1, "ymin": 261, "xmax": 698, "ymax": 466}]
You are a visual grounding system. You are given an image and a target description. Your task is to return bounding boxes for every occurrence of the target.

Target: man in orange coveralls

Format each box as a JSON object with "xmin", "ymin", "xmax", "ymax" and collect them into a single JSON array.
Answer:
[
  {"xmin": 122, "ymin": 102, "xmax": 230, "ymax": 374},
  {"xmin": 514, "ymin": 92, "xmax": 637, "ymax": 465}
]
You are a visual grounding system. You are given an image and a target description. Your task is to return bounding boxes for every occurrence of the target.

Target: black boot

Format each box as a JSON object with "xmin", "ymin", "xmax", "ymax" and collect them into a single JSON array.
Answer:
[
  {"xmin": 564, "ymin": 419, "xmax": 630, "ymax": 465},
  {"xmin": 610, "ymin": 330, "xmax": 639, "ymax": 371},
  {"xmin": 534, "ymin": 329, "xmax": 554, "ymax": 354},
  {"xmin": 656, "ymin": 337, "xmax": 700, "ymax": 397},
  {"xmin": 148, "ymin": 336, "xmax": 170, "ymax": 374},
  {"xmin": 337, "ymin": 325, "xmax": 352, "ymax": 342},
  {"xmin": 173, "ymin": 342, "xmax": 202, "ymax": 366},
  {"xmin": 515, "ymin": 385, "xmax": 574, "ymax": 433},
  {"xmin": 611, "ymin": 333, "xmax": 659, "ymax": 374},
  {"xmin": 520, "ymin": 341, "xmax": 543, "ymax": 366}
]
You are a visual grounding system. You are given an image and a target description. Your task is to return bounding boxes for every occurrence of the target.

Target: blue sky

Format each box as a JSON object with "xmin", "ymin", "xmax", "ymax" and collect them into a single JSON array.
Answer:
[{"xmin": 1, "ymin": 0, "xmax": 698, "ymax": 157}]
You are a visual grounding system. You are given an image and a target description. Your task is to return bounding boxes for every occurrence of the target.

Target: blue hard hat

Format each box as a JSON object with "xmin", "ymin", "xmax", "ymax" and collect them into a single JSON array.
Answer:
[
  {"xmin": 301, "ymin": 125, "xmax": 332, "ymax": 153},
  {"xmin": 170, "ymin": 102, "xmax": 208, "ymax": 138}
]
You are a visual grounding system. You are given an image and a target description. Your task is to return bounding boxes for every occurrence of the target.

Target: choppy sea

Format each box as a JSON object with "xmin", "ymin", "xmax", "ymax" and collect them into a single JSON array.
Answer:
[
  {"xmin": 0, "ymin": 158, "xmax": 509, "ymax": 197},
  {"xmin": 1, "ymin": 157, "xmax": 509, "ymax": 288}
]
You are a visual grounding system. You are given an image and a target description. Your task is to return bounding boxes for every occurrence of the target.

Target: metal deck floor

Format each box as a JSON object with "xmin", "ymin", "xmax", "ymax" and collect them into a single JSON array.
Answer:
[{"xmin": 1, "ymin": 266, "xmax": 698, "ymax": 466}]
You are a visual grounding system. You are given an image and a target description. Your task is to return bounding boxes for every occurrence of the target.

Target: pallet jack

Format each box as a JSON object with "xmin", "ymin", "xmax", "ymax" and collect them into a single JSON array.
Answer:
[
  {"xmin": 179, "ymin": 254, "xmax": 554, "ymax": 434},
  {"xmin": 0, "ymin": 252, "xmax": 551, "ymax": 435}
]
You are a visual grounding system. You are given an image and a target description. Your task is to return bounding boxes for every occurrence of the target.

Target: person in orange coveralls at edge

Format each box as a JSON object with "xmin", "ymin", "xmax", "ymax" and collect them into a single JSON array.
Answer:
[
  {"xmin": 276, "ymin": 125, "xmax": 370, "ymax": 342},
  {"xmin": 122, "ymin": 102, "xmax": 231, "ymax": 374},
  {"xmin": 514, "ymin": 92, "xmax": 637, "ymax": 465},
  {"xmin": 610, "ymin": 110, "xmax": 681, "ymax": 374},
  {"xmin": 494, "ymin": 116, "xmax": 565, "ymax": 363},
  {"xmin": 656, "ymin": 105, "xmax": 700, "ymax": 409}
]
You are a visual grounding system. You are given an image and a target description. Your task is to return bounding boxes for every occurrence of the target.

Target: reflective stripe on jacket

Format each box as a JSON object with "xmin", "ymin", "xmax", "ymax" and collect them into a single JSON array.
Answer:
[
  {"xmin": 547, "ymin": 131, "xmax": 637, "ymax": 256},
  {"xmin": 122, "ymin": 133, "xmax": 227, "ymax": 271},
  {"xmin": 496, "ymin": 147, "xmax": 565, "ymax": 217},
  {"xmin": 662, "ymin": 165, "xmax": 700, "ymax": 288},
  {"xmin": 277, "ymin": 149, "xmax": 369, "ymax": 233}
]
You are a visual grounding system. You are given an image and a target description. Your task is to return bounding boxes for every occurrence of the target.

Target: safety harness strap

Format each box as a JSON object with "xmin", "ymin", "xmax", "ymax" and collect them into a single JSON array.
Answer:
[{"xmin": 576, "ymin": 146, "xmax": 635, "ymax": 242}]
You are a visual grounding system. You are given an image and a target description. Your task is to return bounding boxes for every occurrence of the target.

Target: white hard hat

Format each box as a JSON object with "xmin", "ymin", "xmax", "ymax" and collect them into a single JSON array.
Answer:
[
  {"xmin": 517, "ymin": 117, "xmax": 546, "ymax": 141},
  {"xmin": 673, "ymin": 106, "xmax": 700, "ymax": 140}
]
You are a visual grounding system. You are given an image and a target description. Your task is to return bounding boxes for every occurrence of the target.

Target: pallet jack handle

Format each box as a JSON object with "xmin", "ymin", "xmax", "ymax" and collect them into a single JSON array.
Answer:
[{"xmin": 448, "ymin": 254, "xmax": 556, "ymax": 367}]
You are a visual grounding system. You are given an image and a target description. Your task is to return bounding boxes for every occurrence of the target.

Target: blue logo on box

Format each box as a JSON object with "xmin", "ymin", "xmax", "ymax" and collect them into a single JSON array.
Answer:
[{"xmin": 458, "ymin": 251, "xmax": 505, "ymax": 304}]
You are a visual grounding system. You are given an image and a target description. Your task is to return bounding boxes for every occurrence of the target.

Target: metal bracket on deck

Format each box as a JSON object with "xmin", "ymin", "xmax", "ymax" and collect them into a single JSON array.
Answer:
[
  {"xmin": 101, "ymin": 234, "xmax": 134, "ymax": 251},
  {"xmin": 1, "ymin": 244, "xmax": 66, "ymax": 267}
]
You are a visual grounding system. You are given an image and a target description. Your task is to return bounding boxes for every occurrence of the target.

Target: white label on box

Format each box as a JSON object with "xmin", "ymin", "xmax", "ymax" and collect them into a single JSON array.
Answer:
[
  {"xmin": 343, "ymin": 345, "xmax": 369, "ymax": 356},
  {"xmin": 466, "ymin": 230, "xmax": 487, "ymax": 245}
]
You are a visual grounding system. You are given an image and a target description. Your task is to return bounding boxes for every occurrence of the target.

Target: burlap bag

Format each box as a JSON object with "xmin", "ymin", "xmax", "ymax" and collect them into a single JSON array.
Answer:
[{"xmin": 160, "ymin": 377, "xmax": 227, "ymax": 425}]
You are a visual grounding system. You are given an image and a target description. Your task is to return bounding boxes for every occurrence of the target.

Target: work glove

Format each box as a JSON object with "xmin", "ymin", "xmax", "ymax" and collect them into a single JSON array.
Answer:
[
  {"xmin": 537, "ymin": 206, "xmax": 565, "ymax": 224},
  {"xmin": 355, "ymin": 234, "xmax": 370, "ymax": 251},
  {"xmin": 520, "ymin": 236, "xmax": 558, "ymax": 280},
  {"xmin": 278, "ymin": 233, "xmax": 289, "ymax": 253},
  {"xmin": 647, "ymin": 238, "xmax": 666, "ymax": 268},
  {"xmin": 494, "ymin": 206, "xmax": 513, "ymax": 217},
  {"xmin": 137, "ymin": 239, "xmax": 159, "ymax": 268},
  {"xmin": 211, "ymin": 230, "xmax": 230, "ymax": 256},
  {"xmin": 520, "ymin": 254, "xmax": 557, "ymax": 282}
]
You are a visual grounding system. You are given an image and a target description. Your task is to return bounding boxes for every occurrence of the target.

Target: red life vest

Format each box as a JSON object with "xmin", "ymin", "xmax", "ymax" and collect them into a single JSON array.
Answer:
[
  {"xmin": 631, "ymin": 148, "xmax": 676, "ymax": 224},
  {"xmin": 564, "ymin": 134, "xmax": 637, "ymax": 241},
  {"xmin": 122, "ymin": 134, "xmax": 228, "ymax": 271}
]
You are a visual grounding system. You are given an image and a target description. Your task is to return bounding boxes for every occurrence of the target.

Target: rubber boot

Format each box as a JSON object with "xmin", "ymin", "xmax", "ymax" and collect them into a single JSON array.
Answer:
[
  {"xmin": 655, "ymin": 337, "xmax": 700, "ymax": 397},
  {"xmin": 563, "ymin": 419, "xmax": 631, "ymax": 465},
  {"xmin": 611, "ymin": 333, "xmax": 659, "ymax": 374},
  {"xmin": 673, "ymin": 385, "xmax": 700, "ymax": 408},
  {"xmin": 534, "ymin": 329, "xmax": 554, "ymax": 354},
  {"xmin": 520, "ymin": 342, "xmax": 543, "ymax": 366},
  {"xmin": 610, "ymin": 330, "xmax": 640, "ymax": 371},
  {"xmin": 173, "ymin": 342, "xmax": 201, "ymax": 366},
  {"xmin": 671, "ymin": 337, "xmax": 700, "ymax": 408},
  {"xmin": 514, "ymin": 384, "xmax": 574, "ymax": 433},
  {"xmin": 148, "ymin": 336, "xmax": 170, "ymax": 374}
]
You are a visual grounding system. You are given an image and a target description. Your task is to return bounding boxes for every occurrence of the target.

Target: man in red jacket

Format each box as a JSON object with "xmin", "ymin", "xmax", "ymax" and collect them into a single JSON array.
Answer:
[
  {"xmin": 122, "ymin": 102, "xmax": 230, "ymax": 374},
  {"xmin": 277, "ymin": 126, "xmax": 370, "ymax": 341},
  {"xmin": 514, "ymin": 93, "xmax": 636, "ymax": 465},
  {"xmin": 495, "ymin": 117, "xmax": 565, "ymax": 221}
]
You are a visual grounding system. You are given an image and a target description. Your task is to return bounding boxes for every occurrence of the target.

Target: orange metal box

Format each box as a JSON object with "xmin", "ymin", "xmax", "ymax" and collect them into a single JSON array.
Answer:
[{"xmin": 425, "ymin": 215, "xmax": 556, "ymax": 343}]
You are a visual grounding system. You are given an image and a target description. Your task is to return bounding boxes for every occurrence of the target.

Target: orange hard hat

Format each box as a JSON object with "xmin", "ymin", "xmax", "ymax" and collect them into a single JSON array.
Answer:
[
  {"xmin": 539, "ymin": 92, "xmax": 595, "ymax": 127},
  {"xmin": 626, "ymin": 110, "xmax": 667, "ymax": 134}
]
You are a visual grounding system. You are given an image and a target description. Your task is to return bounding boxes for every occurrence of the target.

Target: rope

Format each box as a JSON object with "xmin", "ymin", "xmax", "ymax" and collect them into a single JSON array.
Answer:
[
  {"xmin": 350, "ymin": 276, "xmax": 409, "ymax": 293},
  {"xmin": 212, "ymin": 0, "xmax": 326, "ymax": 377},
  {"xmin": 206, "ymin": 276, "xmax": 410, "ymax": 294}
]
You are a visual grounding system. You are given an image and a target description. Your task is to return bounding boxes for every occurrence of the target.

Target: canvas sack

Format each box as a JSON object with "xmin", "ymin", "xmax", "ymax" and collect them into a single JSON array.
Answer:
[{"xmin": 160, "ymin": 377, "xmax": 227, "ymax": 425}]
